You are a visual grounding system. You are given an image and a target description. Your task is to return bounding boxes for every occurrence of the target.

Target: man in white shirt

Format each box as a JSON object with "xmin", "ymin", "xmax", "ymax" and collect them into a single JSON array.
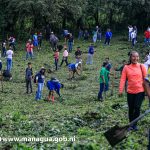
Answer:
[
  {"xmin": 128, "ymin": 25, "xmax": 133, "ymax": 41},
  {"xmin": 6, "ymin": 46, "xmax": 14, "ymax": 72},
  {"xmin": 131, "ymin": 30, "xmax": 136, "ymax": 47}
]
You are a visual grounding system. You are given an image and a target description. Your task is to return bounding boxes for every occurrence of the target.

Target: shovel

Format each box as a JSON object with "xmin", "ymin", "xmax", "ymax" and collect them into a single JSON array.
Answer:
[{"xmin": 104, "ymin": 109, "xmax": 150, "ymax": 147}]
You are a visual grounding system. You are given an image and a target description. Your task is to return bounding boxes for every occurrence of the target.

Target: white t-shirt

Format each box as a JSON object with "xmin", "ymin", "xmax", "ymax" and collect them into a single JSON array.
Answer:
[
  {"xmin": 6, "ymin": 50, "xmax": 13, "ymax": 59},
  {"xmin": 128, "ymin": 27, "xmax": 133, "ymax": 32},
  {"xmin": 131, "ymin": 31, "xmax": 136, "ymax": 39}
]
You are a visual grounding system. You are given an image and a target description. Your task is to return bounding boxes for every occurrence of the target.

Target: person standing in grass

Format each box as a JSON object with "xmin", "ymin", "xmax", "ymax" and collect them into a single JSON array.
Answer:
[
  {"xmin": 86, "ymin": 43, "xmax": 95, "ymax": 65},
  {"xmin": 105, "ymin": 57, "xmax": 112, "ymax": 71},
  {"xmin": 128, "ymin": 25, "xmax": 133, "ymax": 41},
  {"xmin": 25, "ymin": 62, "xmax": 33, "ymax": 94},
  {"xmin": 75, "ymin": 47, "xmax": 82, "ymax": 63},
  {"xmin": 119, "ymin": 51, "xmax": 146, "ymax": 131},
  {"xmin": 60, "ymin": 48, "xmax": 69, "ymax": 67},
  {"xmin": 0, "ymin": 60, "xmax": 2, "ymax": 72},
  {"xmin": 98, "ymin": 62, "xmax": 110, "ymax": 101},
  {"xmin": 131, "ymin": 30, "xmax": 137, "ymax": 47},
  {"xmin": 35, "ymin": 67, "xmax": 46, "ymax": 100},
  {"xmin": 26, "ymin": 39, "xmax": 34, "ymax": 60},
  {"xmin": 6, "ymin": 46, "xmax": 14, "ymax": 72},
  {"xmin": 83, "ymin": 30, "xmax": 89, "ymax": 41},
  {"xmin": 54, "ymin": 49, "xmax": 59, "ymax": 70},
  {"xmin": 92, "ymin": 29, "xmax": 97, "ymax": 44},
  {"xmin": 104, "ymin": 29, "xmax": 112, "ymax": 45},
  {"xmin": 33, "ymin": 33, "xmax": 39, "ymax": 49},
  {"xmin": 68, "ymin": 33, "xmax": 74, "ymax": 53},
  {"xmin": 38, "ymin": 32, "xmax": 43, "ymax": 49},
  {"xmin": 144, "ymin": 29, "xmax": 150, "ymax": 47},
  {"xmin": 2, "ymin": 40, "xmax": 7, "ymax": 57}
]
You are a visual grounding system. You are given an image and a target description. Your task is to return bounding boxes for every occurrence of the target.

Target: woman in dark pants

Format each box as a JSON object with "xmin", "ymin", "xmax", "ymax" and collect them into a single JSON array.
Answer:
[{"xmin": 119, "ymin": 51, "xmax": 147, "ymax": 131}]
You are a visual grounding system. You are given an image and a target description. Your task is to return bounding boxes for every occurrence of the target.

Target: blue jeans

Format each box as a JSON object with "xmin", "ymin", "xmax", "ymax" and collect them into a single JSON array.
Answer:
[
  {"xmin": 132, "ymin": 38, "xmax": 136, "ymax": 47},
  {"xmin": 68, "ymin": 42, "xmax": 73, "ymax": 52},
  {"xmin": 35, "ymin": 83, "xmax": 44, "ymax": 100},
  {"xmin": 26, "ymin": 52, "xmax": 33, "ymax": 59},
  {"xmin": 98, "ymin": 83, "xmax": 108, "ymax": 99},
  {"xmin": 7, "ymin": 58, "xmax": 12, "ymax": 72},
  {"xmin": 145, "ymin": 38, "xmax": 150, "ymax": 46},
  {"xmin": 86, "ymin": 54, "xmax": 93, "ymax": 64},
  {"xmin": 55, "ymin": 59, "xmax": 59, "ymax": 70},
  {"xmin": 2, "ymin": 47, "xmax": 6, "ymax": 57}
]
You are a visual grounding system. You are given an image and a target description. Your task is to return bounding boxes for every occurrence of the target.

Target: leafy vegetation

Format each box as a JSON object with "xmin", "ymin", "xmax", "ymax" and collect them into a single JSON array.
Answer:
[
  {"xmin": 0, "ymin": 0, "xmax": 150, "ymax": 39},
  {"xmin": 0, "ymin": 35, "xmax": 150, "ymax": 149}
]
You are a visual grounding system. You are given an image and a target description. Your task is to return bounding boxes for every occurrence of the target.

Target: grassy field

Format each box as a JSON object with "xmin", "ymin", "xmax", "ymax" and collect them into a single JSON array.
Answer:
[{"xmin": 0, "ymin": 35, "xmax": 150, "ymax": 150}]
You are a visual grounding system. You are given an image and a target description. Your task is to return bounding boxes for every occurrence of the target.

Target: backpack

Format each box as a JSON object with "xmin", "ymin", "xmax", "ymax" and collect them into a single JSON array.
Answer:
[{"xmin": 33, "ymin": 73, "xmax": 39, "ymax": 83}]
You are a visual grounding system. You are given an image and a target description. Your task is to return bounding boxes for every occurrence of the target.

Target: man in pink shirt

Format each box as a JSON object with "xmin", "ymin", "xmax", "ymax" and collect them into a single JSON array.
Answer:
[
  {"xmin": 119, "ymin": 51, "xmax": 147, "ymax": 131},
  {"xmin": 60, "ymin": 48, "xmax": 69, "ymax": 67}
]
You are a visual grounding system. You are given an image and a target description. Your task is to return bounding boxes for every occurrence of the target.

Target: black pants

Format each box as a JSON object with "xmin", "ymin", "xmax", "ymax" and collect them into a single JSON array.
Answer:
[
  {"xmin": 127, "ymin": 92, "xmax": 144, "ymax": 125},
  {"xmin": 26, "ymin": 79, "xmax": 32, "ymax": 93},
  {"xmin": 60, "ymin": 57, "xmax": 68, "ymax": 66},
  {"xmin": 55, "ymin": 59, "xmax": 59, "ymax": 70},
  {"xmin": 104, "ymin": 38, "xmax": 110, "ymax": 45}
]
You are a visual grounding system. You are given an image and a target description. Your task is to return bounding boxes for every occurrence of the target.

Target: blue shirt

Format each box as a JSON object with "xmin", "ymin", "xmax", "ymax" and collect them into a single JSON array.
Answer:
[
  {"xmin": 88, "ymin": 46, "xmax": 94, "ymax": 55},
  {"xmin": 36, "ymin": 72, "xmax": 45, "ymax": 83},
  {"xmin": 105, "ymin": 31, "xmax": 112, "ymax": 39},
  {"xmin": 47, "ymin": 80, "xmax": 61, "ymax": 96},
  {"xmin": 68, "ymin": 64, "xmax": 76, "ymax": 70}
]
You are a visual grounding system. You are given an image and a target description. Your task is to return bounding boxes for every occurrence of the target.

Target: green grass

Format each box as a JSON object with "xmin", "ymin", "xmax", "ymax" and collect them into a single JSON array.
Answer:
[{"xmin": 0, "ymin": 35, "xmax": 150, "ymax": 150}]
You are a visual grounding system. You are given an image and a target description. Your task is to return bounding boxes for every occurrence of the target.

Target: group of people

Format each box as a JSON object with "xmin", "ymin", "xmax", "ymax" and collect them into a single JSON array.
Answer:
[
  {"xmin": 128, "ymin": 25, "xmax": 138, "ymax": 47},
  {"xmin": 97, "ymin": 50, "xmax": 150, "ymax": 132},
  {"xmin": 64, "ymin": 26, "xmax": 112, "ymax": 48},
  {"xmin": 1, "ymin": 25, "xmax": 150, "ymax": 134}
]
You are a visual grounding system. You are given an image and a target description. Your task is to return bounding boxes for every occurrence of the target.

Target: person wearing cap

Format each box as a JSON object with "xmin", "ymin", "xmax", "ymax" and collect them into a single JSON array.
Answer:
[
  {"xmin": 35, "ymin": 67, "xmax": 46, "ymax": 100},
  {"xmin": 46, "ymin": 78, "xmax": 64, "ymax": 102},
  {"xmin": 75, "ymin": 47, "xmax": 82, "ymax": 63},
  {"xmin": 68, "ymin": 62, "xmax": 82, "ymax": 79}
]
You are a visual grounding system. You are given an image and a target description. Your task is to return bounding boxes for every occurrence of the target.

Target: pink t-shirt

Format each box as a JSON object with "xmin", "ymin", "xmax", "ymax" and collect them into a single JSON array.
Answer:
[{"xmin": 63, "ymin": 50, "xmax": 68, "ymax": 57}]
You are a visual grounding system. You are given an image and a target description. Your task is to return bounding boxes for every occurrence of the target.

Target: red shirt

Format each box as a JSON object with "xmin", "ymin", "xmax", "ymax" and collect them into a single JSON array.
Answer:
[
  {"xmin": 144, "ymin": 31, "xmax": 150, "ymax": 38},
  {"xmin": 54, "ymin": 51, "xmax": 59, "ymax": 60},
  {"xmin": 26, "ymin": 43, "xmax": 34, "ymax": 52}
]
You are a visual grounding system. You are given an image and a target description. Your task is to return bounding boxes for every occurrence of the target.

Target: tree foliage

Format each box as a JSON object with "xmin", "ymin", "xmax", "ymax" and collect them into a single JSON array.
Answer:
[{"xmin": 0, "ymin": 0, "xmax": 150, "ymax": 39}]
